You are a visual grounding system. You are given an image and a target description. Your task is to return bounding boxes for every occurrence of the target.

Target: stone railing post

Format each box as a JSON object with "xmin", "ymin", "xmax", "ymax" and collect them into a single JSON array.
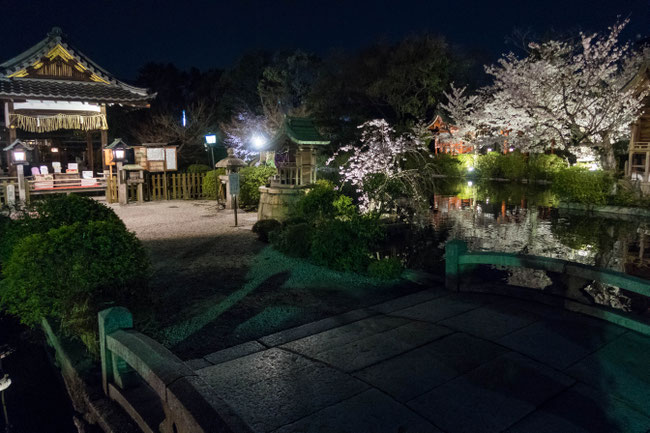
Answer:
[
  {"xmin": 98, "ymin": 306, "xmax": 134, "ymax": 394},
  {"xmin": 445, "ymin": 240, "xmax": 467, "ymax": 291}
]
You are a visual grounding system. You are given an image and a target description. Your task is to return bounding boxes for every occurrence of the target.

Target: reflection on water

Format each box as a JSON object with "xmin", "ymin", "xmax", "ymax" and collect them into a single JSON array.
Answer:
[{"xmin": 428, "ymin": 182, "xmax": 650, "ymax": 279}]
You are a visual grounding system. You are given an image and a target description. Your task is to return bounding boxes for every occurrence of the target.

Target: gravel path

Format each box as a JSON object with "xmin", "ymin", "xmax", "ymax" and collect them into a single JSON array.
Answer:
[{"xmin": 107, "ymin": 200, "xmax": 419, "ymax": 359}]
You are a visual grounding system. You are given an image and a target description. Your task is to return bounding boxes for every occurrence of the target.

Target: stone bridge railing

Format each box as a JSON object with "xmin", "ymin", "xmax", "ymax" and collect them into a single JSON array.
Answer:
[
  {"xmin": 98, "ymin": 307, "xmax": 252, "ymax": 433},
  {"xmin": 445, "ymin": 240, "xmax": 650, "ymax": 336}
]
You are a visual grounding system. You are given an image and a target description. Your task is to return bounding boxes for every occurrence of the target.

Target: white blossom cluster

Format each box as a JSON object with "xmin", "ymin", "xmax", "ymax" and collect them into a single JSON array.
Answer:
[
  {"xmin": 441, "ymin": 20, "xmax": 648, "ymax": 167},
  {"xmin": 327, "ymin": 119, "xmax": 431, "ymax": 212}
]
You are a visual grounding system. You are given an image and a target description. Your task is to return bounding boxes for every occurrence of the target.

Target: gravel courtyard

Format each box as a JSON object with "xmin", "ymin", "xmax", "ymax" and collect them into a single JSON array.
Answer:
[{"xmin": 108, "ymin": 200, "xmax": 419, "ymax": 359}]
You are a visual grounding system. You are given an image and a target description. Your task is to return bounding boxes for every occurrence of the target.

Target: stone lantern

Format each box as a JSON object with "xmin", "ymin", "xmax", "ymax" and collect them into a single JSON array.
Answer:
[{"xmin": 215, "ymin": 148, "xmax": 247, "ymax": 209}]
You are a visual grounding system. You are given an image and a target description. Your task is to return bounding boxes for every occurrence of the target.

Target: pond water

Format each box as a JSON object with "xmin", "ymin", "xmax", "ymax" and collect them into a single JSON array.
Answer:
[{"xmin": 389, "ymin": 181, "xmax": 650, "ymax": 305}]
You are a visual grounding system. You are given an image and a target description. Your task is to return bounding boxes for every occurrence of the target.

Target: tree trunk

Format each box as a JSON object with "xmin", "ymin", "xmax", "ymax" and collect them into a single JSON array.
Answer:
[{"xmin": 600, "ymin": 135, "xmax": 617, "ymax": 171}]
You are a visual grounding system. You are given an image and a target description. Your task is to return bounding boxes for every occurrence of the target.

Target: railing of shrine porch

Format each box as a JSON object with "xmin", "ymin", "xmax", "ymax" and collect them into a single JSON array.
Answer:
[{"xmin": 445, "ymin": 240, "xmax": 650, "ymax": 336}]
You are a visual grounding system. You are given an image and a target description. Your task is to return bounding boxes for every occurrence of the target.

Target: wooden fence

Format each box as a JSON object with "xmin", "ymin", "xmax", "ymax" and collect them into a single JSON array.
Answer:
[{"xmin": 106, "ymin": 172, "xmax": 208, "ymax": 203}]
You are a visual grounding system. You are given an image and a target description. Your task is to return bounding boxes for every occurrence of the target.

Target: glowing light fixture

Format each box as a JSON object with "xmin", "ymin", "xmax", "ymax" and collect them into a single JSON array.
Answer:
[
  {"xmin": 468, "ymin": 180, "xmax": 473, "ymax": 186},
  {"xmin": 13, "ymin": 150, "xmax": 26, "ymax": 162},
  {"xmin": 181, "ymin": 109, "xmax": 187, "ymax": 127},
  {"xmin": 252, "ymin": 134, "xmax": 267, "ymax": 149},
  {"xmin": 487, "ymin": 147, "xmax": 492, "ymax": 152},
  {"xmin": 468, "ymin": 166, "xmax": 475, "ymax": 172},
  {"xmin": 509, "ymin": 147, "xmax": 515, "ymax": 152},
  {"xmin": 51, "ymin": 147, "xmax": 59, "ymax": 153},
  {"xmin": 205, "ymin": 134, "xmax": 217, "ymax": 145}
]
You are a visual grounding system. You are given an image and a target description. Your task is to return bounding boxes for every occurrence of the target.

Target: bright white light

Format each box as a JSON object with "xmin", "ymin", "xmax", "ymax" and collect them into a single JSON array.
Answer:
[
  {"xmin": 487, "ymin": 147, "xmax": 492, "ymax": 152},
  {"xmin": 51, "ymin": 147, "xmax": 59, "ymax": 153},
  {"xmin": 468, "ymin": 180, "xmax": 473, "ymax": 186},
  {"xmin": 181, "ymin": 110, "xmax": 187, "ymax": 127},
  {"xmin": 205, "ymin": 134, "xmax": 217, "ymax": 144},
  {"xmin": 252, "ymin": 134, "xmax": 266, "ymax": 149},
  {"xmin": 468, "ymin": 166, "xmax": 474, "ymax": 172},
  {"xmin": 578, "ymin": 249, "xmax": 589, "ymax": 256},
  {"xmin": 114, "ymin": 149, "xmax": 125, "ymax": 160},
  {"xmin": 14, "ymin": 151, "xmax": 26, "ymax": 162},
  {"xmin": 509, "ymin": 147, "xmax": 515, "ymax": 152}
]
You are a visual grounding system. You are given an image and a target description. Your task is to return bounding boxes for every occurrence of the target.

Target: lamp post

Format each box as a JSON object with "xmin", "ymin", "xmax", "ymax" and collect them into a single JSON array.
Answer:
[
  {"xmin": 205, "ymin": 133, "xmax": 217, "ymax": 168},
  {"xmin": 106, "ymin": 139, "xmax": 130, "ymax": 205},
  {"xmin": 3, "ymin": 140, "xmax": 32, "ymax": 202}
]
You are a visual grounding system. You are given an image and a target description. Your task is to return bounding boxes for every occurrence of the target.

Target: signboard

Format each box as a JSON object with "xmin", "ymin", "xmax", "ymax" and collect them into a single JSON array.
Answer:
[
  {"xmin": 229, "ymin": 173, "xmax": 240, "ymax": 196},
  {"xmin": 146, "ymin": 148, "xmax": 165, "ymax": 161},
  {"xmin": 165, "ymin": 148, "xmax": 177, "ymax": 170}
]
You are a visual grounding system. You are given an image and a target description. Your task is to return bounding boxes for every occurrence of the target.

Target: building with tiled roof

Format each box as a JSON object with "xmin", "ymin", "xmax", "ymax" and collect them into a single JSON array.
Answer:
[{"xmin": 0, "ymin": 27, "xmax": 153, "ymax": 176}]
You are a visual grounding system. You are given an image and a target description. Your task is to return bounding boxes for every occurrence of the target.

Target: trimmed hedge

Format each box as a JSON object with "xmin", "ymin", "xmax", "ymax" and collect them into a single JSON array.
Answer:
[
  {"xmin": 202, "ymin": 168, "xmax": 226, "ymax": 199},
  {"xmin": 239, "ymin": 165, "xmax": 277, "ymax": 209},
  {"xmin": 551, "ymin": 166, "xmax": 614, "ymax": 205}
]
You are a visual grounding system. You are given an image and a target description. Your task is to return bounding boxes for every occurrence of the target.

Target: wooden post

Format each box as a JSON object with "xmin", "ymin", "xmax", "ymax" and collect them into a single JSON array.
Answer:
[
  {"xmin": 117, "ymin": 162, "xmax": 127, "ymax": 205},
  {"xmin": 98, "ymin": 307, "xmax": 134, "ymax": 394},
  {"xmin": 644, "ymin": 151, "xmax": 649, "ymax": 183},
  {"xmin": 86, "ymin": 131, "xmax": 94, "ymax": 174},
  {"xmin": 16, "ymin": 165, "xmax": 25, "ymax": 202},
  {"xmin": 7, "ymin": 101, "xmax": 16, "ymax": 143},
  {"xmin": 100, "ymin": 105, "xmax": 108, "ymax": 174}
]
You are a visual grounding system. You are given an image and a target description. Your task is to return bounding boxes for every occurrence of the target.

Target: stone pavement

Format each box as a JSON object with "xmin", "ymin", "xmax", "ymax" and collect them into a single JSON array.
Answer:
[{"xmin": 188, "ymin": 289, "xmax": 650, "ymax": 433}]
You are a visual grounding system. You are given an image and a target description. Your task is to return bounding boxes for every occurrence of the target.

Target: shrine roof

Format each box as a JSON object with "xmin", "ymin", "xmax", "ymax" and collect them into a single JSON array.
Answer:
[
  {"xmin": 268, "ymin": 117, "xmax": 330, "ymax": 150},
  {"xmin": 0, "ymin": 27, "xmax": 152, "ymax": 105}
]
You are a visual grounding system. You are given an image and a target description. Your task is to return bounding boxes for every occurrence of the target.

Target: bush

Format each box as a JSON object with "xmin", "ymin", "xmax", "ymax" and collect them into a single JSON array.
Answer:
[
  {"xmin": 252, "ymin": 219, "xmax": 282, "ymax": 242},
  {"xmin": 310, "ymin": 214, "xmax": 384, "ymax": 273},
  {"xmin": 432, "ymin": 154, "xmax": 462, "ymax": 177},
  {"xmin": 527, "ymin": 154, "xmax": 567, "ymax": 181},
  {"xmin": 551, "ymin": 166, "xmax": 614, "ymax": 205},
  {"xmin": 0, "ymin": 195, "xmax": 123, "ymax": 266},
  {"xmin": 186, "ymin": 164, "xmax": 212, "ymax": 174},
  {"xmin": 202, "ymin": 168, "xmax": 226, "ymax": 199},
  {"xmin": 270, "ymin": 222, "xmax": 313, "ymax": 258},
  {"xmin": 0, "ymin": 220, "xmax": 150, "ymax": 355},
  {"xmin": 476, "ymin": 152, "xmax": 502, "ymax": 178},
  {"xmin": 239, "ymin": 165, "xmax": 277, "ymax": 209},
  {"xmin": 367, "ymin": 257, "xmax": 403, "ymax": 280},
  {"xmin": 291, "ymin": 180, "xmax": 340, "ymax": 221},
  {"xmin": 498, "ymin": 152, "xmax": 528, "ymax": 180}
]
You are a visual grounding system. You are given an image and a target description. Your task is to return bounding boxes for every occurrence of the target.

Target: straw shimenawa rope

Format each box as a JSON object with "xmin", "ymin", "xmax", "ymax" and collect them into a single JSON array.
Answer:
[{"xmin": 9, "ymin": 113, "xmax": 107, "ymax": 133}]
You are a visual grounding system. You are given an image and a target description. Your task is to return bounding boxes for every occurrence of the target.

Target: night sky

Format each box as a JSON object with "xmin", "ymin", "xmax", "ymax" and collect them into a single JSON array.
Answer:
[{"xmin": 0, "ymin": 0, "xmax": 647, "ymax": 80}]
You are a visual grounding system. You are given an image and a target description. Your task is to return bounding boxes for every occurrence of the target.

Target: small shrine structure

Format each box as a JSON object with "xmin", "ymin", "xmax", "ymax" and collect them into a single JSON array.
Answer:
[
  {"xmin": 427, "ymin": 115, "xmax": 473, "ymax": 155},
  {"xmin": 258, "ymin": 117, "xmax": 330, "ymax": 221},
  {"xmin": 0, "ymin": 27, "xmax": 152, "ymax": 188},
  {"xmin": 626, "ymin": 59, "xmax": 650, "ymax": 187}
]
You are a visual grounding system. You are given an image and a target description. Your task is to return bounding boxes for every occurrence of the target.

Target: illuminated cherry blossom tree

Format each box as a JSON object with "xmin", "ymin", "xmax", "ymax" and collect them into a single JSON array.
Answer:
[
  {"xmin": 328, "ymin": 119, "xmax": 437, "ymax": 212},
  {"xmin": 443, "ymin": 20, "xmax": 647, "ymax": 169}
]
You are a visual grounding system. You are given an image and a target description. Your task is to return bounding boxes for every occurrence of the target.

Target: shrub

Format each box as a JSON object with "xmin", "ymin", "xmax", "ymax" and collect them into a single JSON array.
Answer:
[
  {"xmin": 498, "ymin": 152, "xmax": 528, "ymax": 180},
  {"xmin": 34, "ymin": 194, "xmax": 124, "ymax": 230},
  {"xmin": 0, "ymin": 220, "xmax": 150, "ymax": 355},
  {"xmin": 186, "ymin": 164, "xmax": 212, "ymax": 173},
  {"xmin": 239, "ymin": 165, "xmax": 277, "ymax": 209},
  {"xmin": 527, "ymin": 154, "xmax": 567, "ymax": 181},
  {"xmin": 202, "ymin": 168, "xmax": 226, "ymax": 199},
  {"xmin": 290, "ymin": 180, "xmax": 340, "ymax": 221},
  {"xmin": 270, "ymin": 222, "xmax": 313, "ymax": 258},
  {"xmin": 432, "ymin": 154, "xmax": 462, "ymax": 177},
  {"xmin": 0, "ymin": 195, "xmax": 123, "ymax": 266},
  {"xmin": 367, "ymin": 257, "xmax": 404, "ymax": 280},
  {"xmin": 551, "ymin": 166, "xmax": 614, "ymax": 205},
  {"xmin": 310, "ymin": 214, "xmax": 384, "ymax": 273},
  {"xmin": 252, "ymin": 219, "xmax": 282, "ymax": 242},
  {"xmin": 476, "ymin": 152, "xmax": 502, "ymax": 178}
]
